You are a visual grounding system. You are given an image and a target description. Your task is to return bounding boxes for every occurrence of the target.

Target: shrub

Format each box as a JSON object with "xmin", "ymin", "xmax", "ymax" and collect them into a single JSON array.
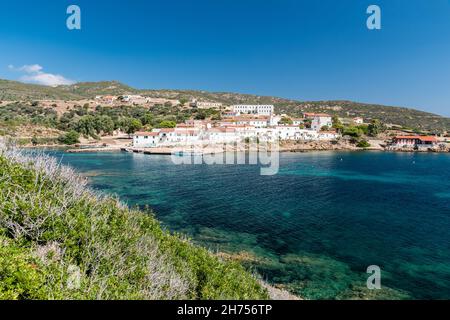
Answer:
[
  {"xmin": 343, "ymin": 126, "xmax": 363, "ymax": 138},
  {"xmin": 0, "ymin": 147, "xmax": 268, "ymax": 300},
  {"xmin": 0, "ymin": 237, "xmax": 47, "ymax": 299},
  {"xmin": 158, "ymin": 120, "xmax": 177, "ymax": 128},
  {"xmin": 58, "ymin": 131, "xmax": 80, "ymax": 145},
  {"xmin": 357, "ymin": 140, "xmax": 371, "ymax": 148}
]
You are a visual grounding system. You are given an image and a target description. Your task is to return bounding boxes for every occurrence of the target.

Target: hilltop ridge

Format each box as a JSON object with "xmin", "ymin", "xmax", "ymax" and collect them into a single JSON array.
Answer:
[{"xmin": 1, "ymin": 79, "xmax": 449, "ymax": 132}]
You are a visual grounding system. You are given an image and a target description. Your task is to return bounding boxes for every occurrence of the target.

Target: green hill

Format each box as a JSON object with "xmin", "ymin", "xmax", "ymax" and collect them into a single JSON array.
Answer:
[
  {"xmin": 59, "ymin": 81, "xmax": 138, "ymax": 97},
  {"xmin": 0, "ymin": 79, "xmax": 83, "ymax": 101},
  {"xmin": 0, "ymin": 146, "xmax": 268, "ymax": 300},
  {"xmin": 1, "ymin": 79, "xmax": 449, "ymax": 132}
]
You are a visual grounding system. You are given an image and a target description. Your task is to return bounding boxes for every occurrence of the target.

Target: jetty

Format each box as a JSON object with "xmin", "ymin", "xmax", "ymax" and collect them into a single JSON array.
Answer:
[{"xmin": 121, "ymin": 147, "xmax": 224, "ymax": 156}]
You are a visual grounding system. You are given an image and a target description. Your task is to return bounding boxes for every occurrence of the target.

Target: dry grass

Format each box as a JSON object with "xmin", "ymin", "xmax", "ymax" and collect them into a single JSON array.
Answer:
[{"xmin": 0, "ymin": 141, "xmax": 269, "ymax": 300}]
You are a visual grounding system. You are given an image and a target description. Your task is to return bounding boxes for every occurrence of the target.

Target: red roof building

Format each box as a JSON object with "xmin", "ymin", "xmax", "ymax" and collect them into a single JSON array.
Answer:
[{"xmin": 392, "ymin": 136, "xmax": 438, "ymax": 146}]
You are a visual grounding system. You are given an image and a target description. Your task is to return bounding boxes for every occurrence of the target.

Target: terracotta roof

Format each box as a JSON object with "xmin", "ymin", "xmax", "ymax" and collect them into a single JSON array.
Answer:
[
  {"xmin": 135, "ymin": 132, "xmax": 159, "ymax": 137},
  {"xmin": 208, "ymin": 128, "xmax": 236, "ymax": 133},
  {"xmin": 303, "ymin": 113, "xmax": 331, "ymax": 118},
  {"xmin": 394, "ymin": 136, "xmax": 438, "ymax": 142},
  {"xmin": 159, "ymin": 128, "xmax": 175, "ymax": 133}
]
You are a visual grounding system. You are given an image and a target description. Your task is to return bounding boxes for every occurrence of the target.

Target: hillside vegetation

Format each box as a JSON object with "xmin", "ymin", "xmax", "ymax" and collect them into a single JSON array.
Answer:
[
  {"xmin": 0, "ymin": 145, "xmax": 268, "ymax": 300},
  {"xmin": 1, "ymin": 79, "xmax": 449, "ymax": 132}
]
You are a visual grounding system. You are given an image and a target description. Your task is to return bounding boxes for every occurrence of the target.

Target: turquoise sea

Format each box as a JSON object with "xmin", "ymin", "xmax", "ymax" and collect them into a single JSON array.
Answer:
[{"xmin": 45, "ymin": 150, "xmax": 450, "ymax": 299}]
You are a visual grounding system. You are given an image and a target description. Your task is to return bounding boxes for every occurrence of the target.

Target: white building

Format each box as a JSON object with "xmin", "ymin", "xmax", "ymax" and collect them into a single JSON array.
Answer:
[
  {"xmin": 269, "ymin": 115, "xmax": 282, "ymax": 126},
  {"xmin": 318, "ymin": 131, "xmax": 340, "ymax": 140},
  {"xmin": 95, "ymin": 95, "xmax": 116, "ymax": 105},
  {"xmin": 232, "ymin": 105, "xmax": 274, "ymax": 116},
  {"xmin": 122, "ymin": 95, "xmax": 146, "ymax": 104},
  {"xmin": 133, "ymin": 121, "xmax": 341, "ymax": 148},
  {"xmin": 274, "ymin": 126, "xmax": 302, "ymax": 140},
  {"xmin": 309, "ymin": 114, "xmax": 333, "ymax": 132},
  {"xmin": 192, "ymin": 100, "xmax": 223, "ymax": 109},
  {"xmin": 218, "ymin": 116, "xmax": 270, "ymax": 128},
  {"xmin": 353, "ymin": 117, "xmax": 364, "ymax": 125},
  {"xmin": 133, "ymin": 132, "xmax": 160, "ymax": 148}
]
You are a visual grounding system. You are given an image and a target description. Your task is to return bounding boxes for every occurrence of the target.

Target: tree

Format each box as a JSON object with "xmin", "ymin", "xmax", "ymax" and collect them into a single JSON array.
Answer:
[
  {"xmin": 368, "ymin": 119, "xmax": 385, "ymax": 137},
  {"xmin": 158, "ymin": 120, "xmax": 177, "ymax": 128},
  {"xmin": 343, "ymin": 126, "xmax": 363, "ymax": 138},
  {"xmin": 356, "ymin": 124, "xmax": 369, "ymax": 135},
  {"xmin": 93, "ymin": 115, "xmax": 114, "ymax": 135},
  {"xmin": 179, "ymin": 98, "xmax": 189, "ymax": 105},
  {"xmin": 141, "ymin": 113, "xmax": 154, "ymax": 126},
  {"xmin": 279, "ymin": 117, "xmax": 293, "ymax": 125},
  {"xmin": 194, "ymin": 112, "xmax": 206, "ymax": 120},
  {"xmin": 75, "ymin": 115, "xmax": 97, "ymax": 138},
  {"xmin": 58, "ymin": 130, "xmax": 80, "ymax": 145},
  {"xmin": 121, "ymin": 118, "xmax": 143, "ymax": 136},
  {"xmin": 332, "ymin": 116, "xmax": 344, "ymax": 132},
  {"xmin": 31, "ymin": 136, "xmax": 39, "ymax": 146},
  {"xmin": 303, "ymin": 119, "xmax": 312, "ymax": 128}
]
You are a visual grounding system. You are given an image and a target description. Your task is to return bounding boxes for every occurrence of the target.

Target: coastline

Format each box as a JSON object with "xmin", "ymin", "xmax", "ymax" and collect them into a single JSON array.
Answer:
[
  {"xmin": 22, "ymin": 144, "xmax": 449, "ymax": 154},
  {"xmin": 12, "ymin": 135, "xmax": 449, "ymax": 154},
  {"xmin": 47, "ymin": 149, "xmax": 435, "ymax": 299}
]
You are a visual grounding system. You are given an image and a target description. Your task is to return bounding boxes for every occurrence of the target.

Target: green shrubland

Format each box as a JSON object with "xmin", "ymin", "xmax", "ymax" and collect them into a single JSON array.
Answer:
[{"xmin": 0, "ymin": 146, "xmax": 268, "ymax": 300}]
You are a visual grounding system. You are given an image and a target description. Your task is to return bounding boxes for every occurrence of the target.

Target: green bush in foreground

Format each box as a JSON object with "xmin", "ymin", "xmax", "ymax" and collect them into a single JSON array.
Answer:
[{"xmin": 0, "ymin": 148, "xmax": 268, "ymax": 300}]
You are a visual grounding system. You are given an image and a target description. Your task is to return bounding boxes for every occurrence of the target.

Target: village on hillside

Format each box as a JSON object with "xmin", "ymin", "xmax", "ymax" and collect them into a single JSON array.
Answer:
[
  {"xmin": 92, "ymin": 95, "xmax": 448, "ymax": 153},
  {"xmin": 1, "ymin": 93, "xmax": 448, "ymax": 153}
]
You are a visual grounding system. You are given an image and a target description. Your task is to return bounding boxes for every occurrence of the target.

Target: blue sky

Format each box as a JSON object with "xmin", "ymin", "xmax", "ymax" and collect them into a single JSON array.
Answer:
[{"xmin": 1, "ymin": 0, "xmax": 450, "ymax": 116}]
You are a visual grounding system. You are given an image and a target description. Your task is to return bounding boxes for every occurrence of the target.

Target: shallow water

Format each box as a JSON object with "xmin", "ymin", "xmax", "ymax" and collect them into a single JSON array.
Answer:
[{"xmin": 45, "ymin": 150, "xmax": 450, "ymax": 299}]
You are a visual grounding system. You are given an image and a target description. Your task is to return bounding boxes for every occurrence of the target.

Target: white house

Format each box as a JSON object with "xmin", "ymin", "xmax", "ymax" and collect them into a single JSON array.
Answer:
[
  {"xmin": 308, "ymin": 114, "xmax": 333, "ymax": 132},
  {"xmin": 353, "ymin": 117, "xmax": 364, "ymax": 125},
  {"xmin": 133, "ymin": 132, "xmax": 160, "ymax": 148},
  {"xmin": 232, "ymin": 105, "xmax": 274, "ymax": 116},
  {"xmin": 391, "ymin": 136, "xmax": 438, "ymax": 149},
  {"xmin": 122, "ymin": 95, "xmax": 147, "ymax": 104},
  {"xmin": 205, "ymin": 128, "xmax": 240, "ymax": 143},
  {"xmin": 95, "ymin": 95, "xmax": 116, "ymax": 105},
  {"xmin": 318, "ymin": 131, "xmax": 341, "ymax": 140},
  {"xmin": 274, "ymin": 125, "xmax": 301, "ymax": 140},
  {"xmin": 269, "ymin": 115, "xmax": 282, "ymax": 126}
]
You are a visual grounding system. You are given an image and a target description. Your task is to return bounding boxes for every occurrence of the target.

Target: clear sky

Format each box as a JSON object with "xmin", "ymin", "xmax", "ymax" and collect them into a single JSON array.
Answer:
[{"xmin": 1, "ymin": 0, "xmax": 450, "ymax": 116}]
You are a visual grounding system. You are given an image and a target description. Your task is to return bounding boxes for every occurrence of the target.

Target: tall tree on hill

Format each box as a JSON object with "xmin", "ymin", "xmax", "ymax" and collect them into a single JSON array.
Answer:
[
  {"xmin": 121, "ymin": 117, "xmax": 142, "ymax": 136},
  {"xmin": 368, "ymin": 119, "xmax": 386, "ymax": 137}
]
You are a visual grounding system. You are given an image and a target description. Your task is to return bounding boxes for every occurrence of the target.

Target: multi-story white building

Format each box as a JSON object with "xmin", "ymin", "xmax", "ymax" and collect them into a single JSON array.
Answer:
[
  {"xmin": 218, "ymin": 116, "xmax": 270, "ymax": 128},
  {"xmin": 232, "ymin": 105, "xmax": 274, "ymax": 116},
  {"xmin": 133, "ymin": 132, "xmax": 160, "ymax": 148},
  {"xmin": 133, "ymin": 121, "xmax": 341, "ymax": 148},
  {"xmin": 307, "ymin": 114, "xmax": 333, "ymax": 132},
  {"xmin": 192, "ymin": 100, "xmax": 223, "ymax": 109}
]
